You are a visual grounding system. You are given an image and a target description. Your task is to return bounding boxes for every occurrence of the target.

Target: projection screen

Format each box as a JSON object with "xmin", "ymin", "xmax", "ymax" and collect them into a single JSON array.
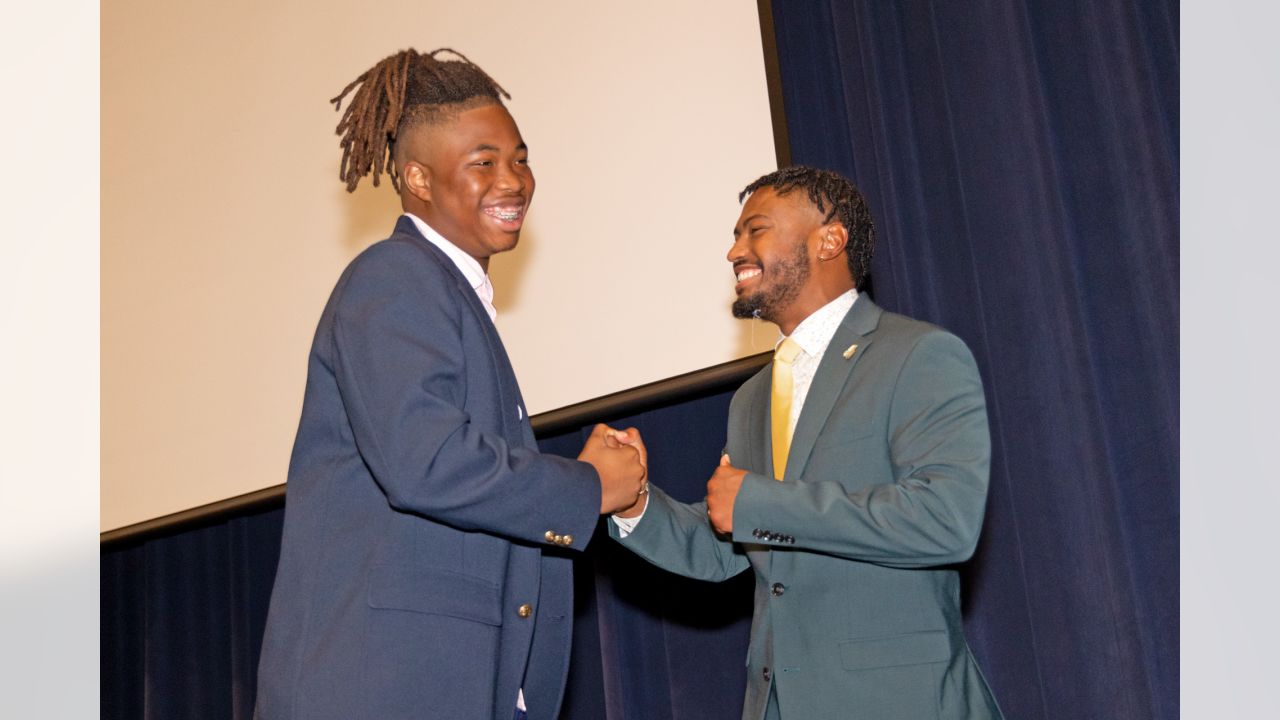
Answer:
[{"xmin": 102, "ymin": 0, "xmax": 780, "ymax": 531}]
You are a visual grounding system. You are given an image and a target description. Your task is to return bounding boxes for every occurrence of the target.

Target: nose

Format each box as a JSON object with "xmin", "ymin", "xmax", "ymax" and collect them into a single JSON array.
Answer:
[
  {"xmin": 497, "ymin": 160, "xmax": 528, "ymax": 193},
  {"xmin": 727, "ymin": 235, "xmax": 748, "ymax": 264}
]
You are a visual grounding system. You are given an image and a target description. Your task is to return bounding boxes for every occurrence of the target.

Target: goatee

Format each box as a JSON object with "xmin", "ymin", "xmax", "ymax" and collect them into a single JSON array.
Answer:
[{"xmin": 731, "ymin": 242, "xmax": 810, "ymax": 323}]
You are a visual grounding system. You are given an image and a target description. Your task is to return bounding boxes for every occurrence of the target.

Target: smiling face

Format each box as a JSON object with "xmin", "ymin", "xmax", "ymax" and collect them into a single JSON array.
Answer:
[
  {"xmin": 728, "ymin": 186, "xmax": 850, "ymax": 334},
  {"xmin": 730, "ymin": 229, "xmax": 810, "ymax": 324},
  {"xmin": 398, "ymin": 102, "xmax": 534, "ymax": 268}
]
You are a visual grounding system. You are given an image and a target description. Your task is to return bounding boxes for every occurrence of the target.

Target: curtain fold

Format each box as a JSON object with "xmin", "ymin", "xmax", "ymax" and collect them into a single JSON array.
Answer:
[{"xmin": 102, "ymin": 510, "xmax": 284, "ymax": 720}]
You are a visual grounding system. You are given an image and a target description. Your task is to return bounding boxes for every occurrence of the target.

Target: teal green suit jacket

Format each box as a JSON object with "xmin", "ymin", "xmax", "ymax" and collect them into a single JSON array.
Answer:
[{"xmin": 611, "ymin": 298, "xmax": 1003, "ymax": 720}]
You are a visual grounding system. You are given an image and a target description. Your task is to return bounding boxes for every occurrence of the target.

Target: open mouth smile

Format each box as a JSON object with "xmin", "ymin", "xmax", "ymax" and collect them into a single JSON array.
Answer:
[
  {"xmin": 734, "ymin": 265, "xmax": 762, "ymax": 292},
  {"xmin": 483, "ymin": 203, "xmax": 526, "ymax": 229}
]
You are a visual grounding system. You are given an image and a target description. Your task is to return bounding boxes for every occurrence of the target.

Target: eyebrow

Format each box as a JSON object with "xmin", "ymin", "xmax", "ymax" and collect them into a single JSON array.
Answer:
[{"xmin": 469, "ymin": 143, "xmax": 528, "ymax": 153}]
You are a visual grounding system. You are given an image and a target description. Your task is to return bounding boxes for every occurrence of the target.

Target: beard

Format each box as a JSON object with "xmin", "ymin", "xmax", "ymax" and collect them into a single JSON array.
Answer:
[{"xmin": 731, "ymin": 241, "xmax": 811, "ymax": 323}]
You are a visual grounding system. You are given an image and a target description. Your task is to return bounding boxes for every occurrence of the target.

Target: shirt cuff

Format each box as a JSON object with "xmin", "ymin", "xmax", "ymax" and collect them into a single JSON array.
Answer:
[{"xmin": 611, "ymin": 499, "xmax": 648, "ymax": 537}]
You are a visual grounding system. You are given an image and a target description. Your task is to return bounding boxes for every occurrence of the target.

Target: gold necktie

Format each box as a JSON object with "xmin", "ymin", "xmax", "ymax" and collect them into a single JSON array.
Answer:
[{"xmin": 771, "ymin": 337, "xmax": 802, "ymax": 480}]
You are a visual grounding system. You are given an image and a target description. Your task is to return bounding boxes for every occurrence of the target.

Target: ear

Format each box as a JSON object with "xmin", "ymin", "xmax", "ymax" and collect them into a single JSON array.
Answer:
[
  {"xmin": 817, "ymin": 222, "xmax": 849, "ymax": 262},
  {"xmin": 401, "ymin": 160, "xmax": 433, "ymax": 205}
]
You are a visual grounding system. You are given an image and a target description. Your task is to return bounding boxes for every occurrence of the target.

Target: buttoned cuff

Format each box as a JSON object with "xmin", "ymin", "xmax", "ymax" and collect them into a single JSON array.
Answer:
[{"xmin": 732, "ymin": 472, "xmax": 796, "ymax": 546}]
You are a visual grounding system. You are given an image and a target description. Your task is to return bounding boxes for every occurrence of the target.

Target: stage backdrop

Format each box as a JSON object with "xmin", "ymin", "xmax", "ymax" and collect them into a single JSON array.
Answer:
[{"xmin": 101, "ymin": 0, "xmax": 778, "ymax": 531}]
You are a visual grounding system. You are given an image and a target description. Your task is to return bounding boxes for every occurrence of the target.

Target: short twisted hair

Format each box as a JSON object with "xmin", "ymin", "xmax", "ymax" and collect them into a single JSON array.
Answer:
[{"xmin": 739, "ymin": 166, "xmax": 876, "ymax": 288}]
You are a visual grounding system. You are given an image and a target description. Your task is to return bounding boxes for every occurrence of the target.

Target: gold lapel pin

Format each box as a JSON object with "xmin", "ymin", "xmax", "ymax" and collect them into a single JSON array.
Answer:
[{"xmin": 842, "ymin": 343, "xmax": 858, "ymax": 360}]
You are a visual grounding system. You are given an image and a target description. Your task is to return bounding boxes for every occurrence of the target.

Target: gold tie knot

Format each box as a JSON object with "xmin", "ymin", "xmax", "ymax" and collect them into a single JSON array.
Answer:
[{"xmin": 775, "ymin": 337, "xmax": 802, "ymax": 365}]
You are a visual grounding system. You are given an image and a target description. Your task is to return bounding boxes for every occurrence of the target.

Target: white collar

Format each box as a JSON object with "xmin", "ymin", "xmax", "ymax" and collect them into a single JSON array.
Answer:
[
  {"xmin": 404, "ymin": 213, "xmax": 496, "ymax": 319},
  {"xmin": 779, "ymin": 289, "xmax": 859, "ymax": 357}
]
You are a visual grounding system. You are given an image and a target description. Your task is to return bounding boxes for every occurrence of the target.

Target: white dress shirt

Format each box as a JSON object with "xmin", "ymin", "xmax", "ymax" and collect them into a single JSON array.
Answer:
[
  {"xmin": 404, "ymin": 213, "xmax": 497, "ymax": 321},
  {"xmin": 613, "ymin": 289, "xmax": 859, "ymax": 537}
]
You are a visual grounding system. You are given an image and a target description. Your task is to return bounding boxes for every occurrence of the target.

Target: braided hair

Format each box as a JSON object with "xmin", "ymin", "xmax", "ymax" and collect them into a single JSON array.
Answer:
[
  {"xmin": 330, "ymin": 48, "xmax": 511, "ymax": 192},
  {"xmin": 740, "ymin": 166, "xmax": 876, "ymax": 289}
]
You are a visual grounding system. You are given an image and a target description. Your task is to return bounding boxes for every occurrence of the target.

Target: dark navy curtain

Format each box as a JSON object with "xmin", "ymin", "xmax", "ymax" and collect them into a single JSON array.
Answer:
[
  {"xmin": 770, "ymin": 1, "xmax": 1178, "ymax": 719},
  {"xmin": 102, "ymin": 509, "xmax": 285, "ymax": 719},
  {"xmin": 543, "ymin": 393, "xmax": 756, "ymax": 720}
]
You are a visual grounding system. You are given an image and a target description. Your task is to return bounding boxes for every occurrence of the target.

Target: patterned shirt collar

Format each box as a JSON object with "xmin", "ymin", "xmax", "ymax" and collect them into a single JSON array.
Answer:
[{"xmin": 780, "ymin": 289, "xmax": 859, "ymax": 358}]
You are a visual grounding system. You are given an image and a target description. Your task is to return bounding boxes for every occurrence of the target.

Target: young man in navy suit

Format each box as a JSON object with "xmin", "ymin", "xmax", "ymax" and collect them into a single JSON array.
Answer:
[{"xmin": 255, "ymin": 49, "xmax": 647, "ymax": 720}]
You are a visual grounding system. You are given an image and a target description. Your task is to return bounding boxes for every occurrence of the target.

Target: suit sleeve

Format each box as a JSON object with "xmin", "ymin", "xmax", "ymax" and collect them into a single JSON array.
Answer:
[
  {"xmin": 608, "ymin": 485, "xmax": 750, "ymax": 582},
  {"xmin": 731, "ymin": 331, "xmax": 990, "ymax": 568},
  {"xmin": 329, "ymin": 242, "xmax": 600, "ymax": 549},
  {"xmin": 606, "ymin": 390, "xmax": 755, "ymax": 582}
]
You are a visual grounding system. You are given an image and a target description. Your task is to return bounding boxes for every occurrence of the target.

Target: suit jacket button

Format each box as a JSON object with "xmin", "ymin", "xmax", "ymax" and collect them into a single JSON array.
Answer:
[
  {"xmin": 517, "ymin": 603, "xmax": 533, "ymax": 619},
  {"xmin": 560, "ymin": 534, "xmax": 573, "ymax": 546},
  {"xmin": 545, "ymin": 530, "xmax": 558, "ymax": 543},
  {"xmin": 762, "ymin": 666, "xmax": 771, "ymax": 681},
  {"xmin": 771, "ymin": 582, "xmax": 786, "ymax": 597}
]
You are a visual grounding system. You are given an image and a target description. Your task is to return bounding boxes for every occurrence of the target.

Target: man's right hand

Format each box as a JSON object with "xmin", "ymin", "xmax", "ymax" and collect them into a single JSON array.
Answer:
[{"xmin": 578, "ymin": 424, "xmax": 646, "ymax": 514}]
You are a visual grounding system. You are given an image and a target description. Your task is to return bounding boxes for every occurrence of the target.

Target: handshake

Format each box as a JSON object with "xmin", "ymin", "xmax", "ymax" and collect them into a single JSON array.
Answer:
[
  {"xmin": 578, "ymin": 423, "xmax": 751, "ymax": 533},
  {"xmin": 577, "ymin": 424, "xmax": 650, "ymax": 518}
]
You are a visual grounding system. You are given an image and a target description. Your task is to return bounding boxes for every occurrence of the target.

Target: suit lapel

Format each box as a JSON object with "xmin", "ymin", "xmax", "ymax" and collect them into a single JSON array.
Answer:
[
  {"xmin": 748, "ymin": 375, "xmax": 771, "ymax": 477},
  {"xmin": 782, "ymin": 297, "xmax": 883, "ymax": 481},
  {"xmin": 394, "ymin": 217, "xmax": 528, "ymax": 447}
]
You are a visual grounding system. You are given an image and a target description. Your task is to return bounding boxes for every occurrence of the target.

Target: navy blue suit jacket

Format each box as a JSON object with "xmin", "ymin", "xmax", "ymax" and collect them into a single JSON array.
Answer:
[{"xmin": 255, "ymin": 216, "xmax": 601, "ymax": 720}]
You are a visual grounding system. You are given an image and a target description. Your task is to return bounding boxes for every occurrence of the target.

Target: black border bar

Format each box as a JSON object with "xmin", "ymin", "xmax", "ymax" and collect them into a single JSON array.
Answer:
[{"xmin": 757, "ymin": 0, "xmax": 792, "ymax": 169}]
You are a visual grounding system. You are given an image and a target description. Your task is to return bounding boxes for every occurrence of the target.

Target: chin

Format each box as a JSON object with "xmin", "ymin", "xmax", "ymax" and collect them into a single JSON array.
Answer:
[
  {"xmin": 732, "ymin": 296, "xmax": 768, "ymax": 320},
  {"xmin": 487, "ymin": 235, "xmax": 521, "ymax": 255}
]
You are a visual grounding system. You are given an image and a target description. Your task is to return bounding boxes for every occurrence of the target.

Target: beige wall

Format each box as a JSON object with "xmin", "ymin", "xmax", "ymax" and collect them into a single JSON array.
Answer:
[{"xmin": 102, "ymin": 0, "xmax": 779, "ymax": 531}]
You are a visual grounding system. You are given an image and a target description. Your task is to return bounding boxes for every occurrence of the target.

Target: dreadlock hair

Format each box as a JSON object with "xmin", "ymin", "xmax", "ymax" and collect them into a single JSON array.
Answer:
[
  {"xmin": 739, "ymin": 166, "xmax": 876, "ymax": 289},
  {"xmin": 330, "ymin": 48, "xmax": 511, "ymax": 193}
]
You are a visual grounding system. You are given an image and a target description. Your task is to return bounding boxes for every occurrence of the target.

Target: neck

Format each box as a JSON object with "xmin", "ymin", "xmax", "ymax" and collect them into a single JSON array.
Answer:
[
  {"xmin": 776, "ymin": 281, "xmax": 854, "ymax": 335},
  {"xmin": 402, "ymin": 201, "xmax": 490, "ymax": 272}
]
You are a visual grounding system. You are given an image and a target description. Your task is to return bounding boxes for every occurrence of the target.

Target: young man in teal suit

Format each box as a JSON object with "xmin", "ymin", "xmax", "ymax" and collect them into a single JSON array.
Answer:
[
  {"xmin": 255, "ymin": 49, "xmax": 647, "ymax": 720},
  {"xmin": 610, "ymin": 167, "xmax": 1004, "ymax": 720}
]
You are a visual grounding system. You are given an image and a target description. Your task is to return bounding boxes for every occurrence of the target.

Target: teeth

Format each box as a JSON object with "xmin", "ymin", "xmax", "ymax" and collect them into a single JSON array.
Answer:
[
  {"xmin": 736, "ymin": 268, "xmax": 761, "ymax": 282},
  {"xmin": 486, "ymin": 207, "xmax": 522, "ymax": 222}
]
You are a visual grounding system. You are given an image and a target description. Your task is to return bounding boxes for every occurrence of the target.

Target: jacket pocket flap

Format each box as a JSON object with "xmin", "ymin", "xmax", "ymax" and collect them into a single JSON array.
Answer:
[
  {"xmin": 368, "ymin": 564, "xmax": 503, "ymax": 626},
  {"xmin": 839, "ymin": 630, "xmax": 950, "ymax": 670}
]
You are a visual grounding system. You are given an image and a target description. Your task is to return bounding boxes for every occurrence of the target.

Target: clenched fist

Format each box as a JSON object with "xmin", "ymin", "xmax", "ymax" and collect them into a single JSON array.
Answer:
[{"xmin": 706, "ymin": 454, "xmax": 747, "ymax": 534}]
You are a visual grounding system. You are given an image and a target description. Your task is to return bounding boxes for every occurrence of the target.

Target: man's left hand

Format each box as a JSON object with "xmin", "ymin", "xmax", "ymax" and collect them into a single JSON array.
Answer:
[{"xmin": 707, "ymin": 454, "xmax": 747, "ymax": 535}]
